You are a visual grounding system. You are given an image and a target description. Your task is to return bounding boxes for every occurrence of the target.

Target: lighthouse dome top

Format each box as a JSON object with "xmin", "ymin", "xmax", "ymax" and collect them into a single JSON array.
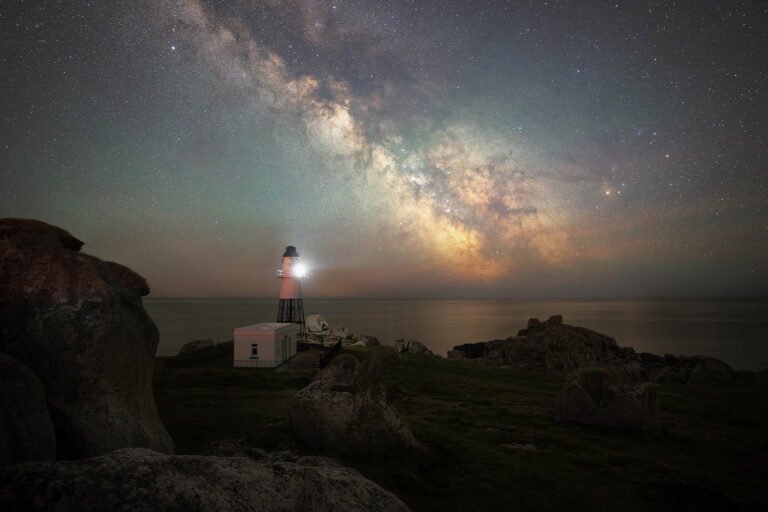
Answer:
[{"xmin": 283, "ymin": 246, "xmax": 300, "ymax": 258}]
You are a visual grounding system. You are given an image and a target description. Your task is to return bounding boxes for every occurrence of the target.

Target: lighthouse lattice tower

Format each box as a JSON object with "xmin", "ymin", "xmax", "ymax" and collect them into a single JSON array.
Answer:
[{"xmin": 276, "ymin": 246, "xmax": 307, "ymax": 345}]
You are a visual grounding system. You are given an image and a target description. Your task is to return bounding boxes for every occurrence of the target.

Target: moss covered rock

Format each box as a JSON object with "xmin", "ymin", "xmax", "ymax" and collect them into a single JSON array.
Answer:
[{"xmin": 554, "ymin": 367, "xmax": 658, "ymax": 429}]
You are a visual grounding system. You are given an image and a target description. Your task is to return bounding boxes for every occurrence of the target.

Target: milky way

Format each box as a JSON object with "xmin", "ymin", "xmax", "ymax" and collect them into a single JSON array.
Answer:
[{"xmin": 1, "ymin": 1, "xmax": 766, "ymax": 297}]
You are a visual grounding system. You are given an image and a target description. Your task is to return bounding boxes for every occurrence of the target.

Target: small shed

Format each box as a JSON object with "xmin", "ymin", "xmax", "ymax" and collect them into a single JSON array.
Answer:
[{"xmin": 233, "ymin": 322, "xmax": 298, "ymax": 368}]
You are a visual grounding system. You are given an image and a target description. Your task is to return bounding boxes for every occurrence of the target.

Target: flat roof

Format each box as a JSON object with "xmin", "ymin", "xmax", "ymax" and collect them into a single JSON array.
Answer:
[{"xmin": 234, "ymin": 322, "xmax": 297, "ymax": 334}]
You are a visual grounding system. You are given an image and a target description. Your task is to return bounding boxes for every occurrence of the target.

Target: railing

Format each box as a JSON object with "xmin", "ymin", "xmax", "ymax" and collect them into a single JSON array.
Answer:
[
  {"xmin": 319, "ymin": 339, "xmax": 342, "ymax": 368},
  {"xmin": 233, "ymin": 359, "xmax": 285, "ymax": 368},
  {"xmin": 233, "ymin": 340, "xmax": 342, "ymax": 371},
  {"xmin": 283, "ymin": 357, "xmax": 323, "ymax": 371}
]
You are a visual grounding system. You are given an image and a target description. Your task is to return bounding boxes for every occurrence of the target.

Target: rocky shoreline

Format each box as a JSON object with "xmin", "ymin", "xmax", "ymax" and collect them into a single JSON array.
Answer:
[
  {"xmin": 447, "ymin": 314, "xmax": 768, "ymax": 384},
  {"xmin": 179, "ymin": 312, "xmax": 766, "ymax": 386}
]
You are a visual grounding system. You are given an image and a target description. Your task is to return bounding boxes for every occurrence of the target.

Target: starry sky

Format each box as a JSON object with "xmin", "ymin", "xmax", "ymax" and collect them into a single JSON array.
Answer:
[{"xmin": 1, "ymin": 0, "xmax": 766, "ymax": 298}]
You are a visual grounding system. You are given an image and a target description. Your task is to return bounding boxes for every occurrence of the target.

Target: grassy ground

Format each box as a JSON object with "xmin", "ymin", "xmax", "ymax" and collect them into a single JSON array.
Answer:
[{"xmin": 154, "ymin": 346, "xmax": 768, "ymax": 511}]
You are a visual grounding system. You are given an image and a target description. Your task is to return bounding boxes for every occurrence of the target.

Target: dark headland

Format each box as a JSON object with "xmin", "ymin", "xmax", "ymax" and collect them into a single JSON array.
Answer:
[{"xmin": 2, "ymin": 219, "xmax": 767, "ymax": 511}]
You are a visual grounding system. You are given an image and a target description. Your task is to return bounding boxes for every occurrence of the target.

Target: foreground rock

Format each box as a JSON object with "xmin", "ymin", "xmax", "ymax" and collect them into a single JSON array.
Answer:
[
  {"xmin": 0, "ymin": 218, "xmax": 173, "ymax": 459},
  {"xmin": 688, "ymin": 357, "xmax": 736, "ymax": 384},
  {"xmin": 0, "ymin": 447, "xmax": 410, "ymax": 512},
  {"xmin": 448, "ymin": 315, "xmax": 745, "ymax": 383},
  {"xmin": 554, "ymin": 367, "xmax": 658, "ymax": 429},
  {"xmin": 290, "ymin": 348, "xmax": 420, "ymax": 460},
  {"xmin": 0, "ymin": 354, "xmax": 56, "ymax": 465}
]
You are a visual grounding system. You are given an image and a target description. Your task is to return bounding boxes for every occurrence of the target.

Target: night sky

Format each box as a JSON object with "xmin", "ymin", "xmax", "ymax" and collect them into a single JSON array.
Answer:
[{"xmin": 2, "ymin": 1, "xmax": 766, "ymax": 298}]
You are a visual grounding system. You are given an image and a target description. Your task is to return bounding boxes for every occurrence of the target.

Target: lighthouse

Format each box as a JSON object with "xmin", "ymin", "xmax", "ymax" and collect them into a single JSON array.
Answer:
[{"xmin": 276, "ymin": 245, "xmax": 307, "ymax": 345}]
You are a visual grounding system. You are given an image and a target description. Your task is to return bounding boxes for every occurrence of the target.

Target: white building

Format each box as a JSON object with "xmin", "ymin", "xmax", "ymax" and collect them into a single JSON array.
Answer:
[{"xmin": 233, "ymin": 323, "xmax": 298, "ymax": 368}]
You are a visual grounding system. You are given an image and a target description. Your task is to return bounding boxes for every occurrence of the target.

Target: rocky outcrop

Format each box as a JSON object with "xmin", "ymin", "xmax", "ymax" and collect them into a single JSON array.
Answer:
[
  {"xmin": 688, "ymin": 357, "xmax": 736, "ymax": 384},
  {"xmin": 331, "ymin": 326, "xmax": 350, "ymax": 338},
  {"xmin": 0, "ymin": 218, "xmax": 173, "ymax": 460},
  {"xmin": 289, "ymin": 348, "xmax": 420, "ymax": 461},
  {"xmin": 0, "ymin": 354, "xmax": 56, "ymax": 465},
  {"xmin": 306, "ymin": 314, "xmax": 329, "ymax": 332},
  {"xmin": 177, "ymin": 339, "xmax": 215, "ymax": 355},
  {"xmin": 554, "ymin": 367, "xmax": 658, "ymax": 429},
  {"xmin": 449, "ymin": 315, "xmax": 639, "ymax": 378},
  {"xmin": 0, "ymin": 447, "xmax": 411, "ymax": 512},
  {"xmin": 448, "ymin": 315, "xmax": 746, "ymax": 384},
  {"xmin": 447, "ymin": 341, "xmax": 486, "ymax": 360},
  {"xmin": 348, "ymin": 334, "xmax": 380, "ymax": 347},
  {"xmin": 394, "ymin": 339, "xmax": 436, "ymax": 357},
  {"xmin": 735, "ymin": 369, "xmax": 768, "ymax": 385}
]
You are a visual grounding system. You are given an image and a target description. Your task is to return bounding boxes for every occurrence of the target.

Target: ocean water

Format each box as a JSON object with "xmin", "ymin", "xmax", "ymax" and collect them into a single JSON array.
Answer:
[{"xmin": 144, "ymin": 299, "xmax": 768, "ymax": 371}]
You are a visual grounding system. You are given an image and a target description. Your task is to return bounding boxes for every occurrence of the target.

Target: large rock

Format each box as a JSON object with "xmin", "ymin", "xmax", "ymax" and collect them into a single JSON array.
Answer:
[
  {"xmin": 451, "ymin": 315, "xmax": 640, "ymax": 378},
  {"xmin": 0, "ymin": 354, "xmax": 56, "ymax": 465},
  {"xmin": 394, "ymin": 339, "xmax": 436, "ymax": 356},
  {"xmin": 450, "ymin": 316, "xmax": 654, "ymax": 380},
  {"xmin": 554, "ymin": 367, "xmax": 658, "ymax": 429},
  {"xmin": 0, "ymin": 447, "xmax": 411, "ymax": 512},
  {"xmin": 306, "ymin": 314, "xmax": 329, "ymax": 332},
  {"xmin": 448, "ymin": 316, "xmax": 751, "ymax": 385},
  {"xmin": 448, "ymin": 341, "xmax": 490, "ymax": 360},
  {"xmin": 404, "ymin": 339, "xmax": 435, "ymax": 356},
  {"xmin": 289, "ymin": 348, "xmax": 420, "ymax": 460},
  {"xmin": 0, "ymin": 218, "xmax": 173, "ymax": 459},
  {"xmin": 653, "ymin": 365, "xmax": 690, "ymax": 384},
  {"xmin": 688, "ymin": 357, "xmax": 736, "ymax": 384}
]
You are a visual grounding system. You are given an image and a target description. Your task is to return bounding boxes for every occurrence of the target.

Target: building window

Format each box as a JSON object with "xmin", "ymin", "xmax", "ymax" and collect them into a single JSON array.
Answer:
[{"xmin": 250, "ymin": 344, "xmax": 259, "ymax": 359}]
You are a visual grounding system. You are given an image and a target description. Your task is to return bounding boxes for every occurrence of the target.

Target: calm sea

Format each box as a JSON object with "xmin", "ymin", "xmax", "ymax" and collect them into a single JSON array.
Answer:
[{"xmin": 144, "ymin": 299, "xmax": 768, "ymax": 371}]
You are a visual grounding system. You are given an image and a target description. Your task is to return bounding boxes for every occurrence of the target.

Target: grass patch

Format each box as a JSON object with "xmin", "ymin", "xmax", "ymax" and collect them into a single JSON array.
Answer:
[{"xmin": 154, "ymin": 349, "xmax": 768, "ymax": 511}]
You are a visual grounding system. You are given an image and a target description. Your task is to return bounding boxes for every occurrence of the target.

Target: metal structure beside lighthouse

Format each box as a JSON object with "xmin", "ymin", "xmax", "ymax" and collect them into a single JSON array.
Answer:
[{"xmin": 276, "ymin": 245, "xmax": 307, "ymax": 346}]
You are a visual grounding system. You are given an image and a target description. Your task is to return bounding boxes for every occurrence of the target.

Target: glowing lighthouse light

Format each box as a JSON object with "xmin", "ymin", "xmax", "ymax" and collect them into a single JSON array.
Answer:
[{"xmin": 276, "ymin": 246, "xmax": 307, "ymax": 344}]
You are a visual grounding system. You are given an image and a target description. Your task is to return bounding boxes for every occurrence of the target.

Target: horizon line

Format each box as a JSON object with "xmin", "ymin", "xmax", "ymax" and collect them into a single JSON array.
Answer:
[{"xmin": 145, "ymin": 295, "xmax": 768, "ymax": 301}]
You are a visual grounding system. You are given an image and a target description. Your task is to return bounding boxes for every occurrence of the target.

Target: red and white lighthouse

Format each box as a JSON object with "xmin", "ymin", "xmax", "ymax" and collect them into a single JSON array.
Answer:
[{"xmin": 276, "ymin": 246, "xmax": 307, "ymax": 344}]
